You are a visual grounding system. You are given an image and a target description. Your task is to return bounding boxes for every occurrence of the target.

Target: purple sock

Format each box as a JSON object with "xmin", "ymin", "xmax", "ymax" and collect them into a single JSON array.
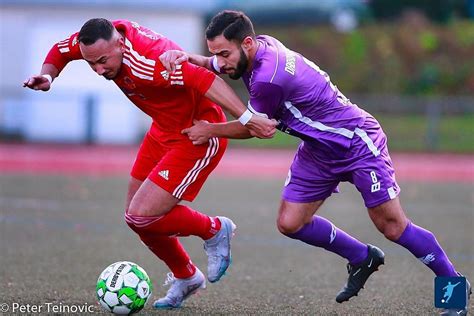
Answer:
[
  {"xmin": 287, "ymin": 216, "xmax": 368, "ymax": 265},
  {"xmin": 395, "ymin": 221, "xmax": 457, "ymax": 276}
]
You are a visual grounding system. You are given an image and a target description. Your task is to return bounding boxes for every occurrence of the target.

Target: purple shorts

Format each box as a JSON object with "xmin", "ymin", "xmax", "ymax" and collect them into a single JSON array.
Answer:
[{"xmin": 282, "ymin": 116, "xmax": 400, "ymax": 208}]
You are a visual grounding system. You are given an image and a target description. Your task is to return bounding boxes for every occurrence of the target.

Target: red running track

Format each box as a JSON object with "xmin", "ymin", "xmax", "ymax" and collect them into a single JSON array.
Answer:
[{"xmin": 0, "ymin": 144, "xmax": 473, "ymax": 183}]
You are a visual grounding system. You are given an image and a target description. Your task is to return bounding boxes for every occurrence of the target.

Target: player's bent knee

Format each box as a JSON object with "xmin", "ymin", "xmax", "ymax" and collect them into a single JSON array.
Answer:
[
  {"xmin": 124, "ymin": 212, "xmax": 140, "ymax": 234},
  {"xmin": 277, "ymin": 217, "xmax": 302, "ymax": 235},
  {"xmin": 124, "ymin": 212, "xmax": 160, "ymax": 236},
  {"xmin": 127, "ymin": 203, "xmax": 144, "ymax": 216},
  {"xmin": 382, "ymin": 222, "xmax": 405, "ymax": 241}
]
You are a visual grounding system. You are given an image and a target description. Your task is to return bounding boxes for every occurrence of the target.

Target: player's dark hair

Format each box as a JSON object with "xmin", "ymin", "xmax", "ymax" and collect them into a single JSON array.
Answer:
[
  {"xmin": 78, "ymin": 18, "xmax": 115, "ymax": 45},
  {"xmin": 206, "ymin": 10, "xmax": 256, "ymax": 43}
]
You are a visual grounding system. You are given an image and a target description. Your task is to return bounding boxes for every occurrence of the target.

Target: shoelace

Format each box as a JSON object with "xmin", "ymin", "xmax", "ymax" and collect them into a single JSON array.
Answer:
[
  {"xmin": 161, "ymin": 272, "xmax": 182, "ymax": 301},
  {"xmin": 163, "ymin": 272, "xmax": 176, "ymax": 287}
]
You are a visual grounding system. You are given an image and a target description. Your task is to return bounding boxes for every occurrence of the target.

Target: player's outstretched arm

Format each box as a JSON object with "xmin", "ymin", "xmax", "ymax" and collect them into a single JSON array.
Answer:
[
  {"xmin": 204, "ymin": 76, "xmax": 277, "ymax": 139},
  {"xmin": 159, "ymin": 50, "xmax": 213, "ymax": 73},
  {"xmin": 182, "ymin": 120, "xmax": 252, "ymax": 145},
  {"xmin": 23, "ymin": 64, "xmax": 59, "ymax": 91}
]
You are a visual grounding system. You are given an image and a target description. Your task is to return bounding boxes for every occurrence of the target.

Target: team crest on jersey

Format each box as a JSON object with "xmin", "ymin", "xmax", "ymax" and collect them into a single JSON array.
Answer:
[
  {"xmin": 72, "ymin": 36, "xmax": 78, "ymax": 46},
  {"xmin": 123, "ymin": 76, "xmax": 136, "ymax": 89}
]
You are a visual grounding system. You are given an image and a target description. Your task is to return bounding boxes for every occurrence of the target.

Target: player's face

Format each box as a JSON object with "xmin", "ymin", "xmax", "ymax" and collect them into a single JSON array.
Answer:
[
  {"xmin": 207, "ymin": 35, "xmax": 249, "ymax": 80},
  {"xmin": 80, "ymin": 36, "xmax": 125, "ymax": 80}
]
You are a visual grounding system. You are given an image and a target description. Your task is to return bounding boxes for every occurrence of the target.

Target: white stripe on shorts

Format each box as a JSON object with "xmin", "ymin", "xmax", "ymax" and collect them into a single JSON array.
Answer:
[
  {"xmin": 354, "ymin": 128, "xmax": 380, "ymax": 157},
  {"xmin": 172, "ymin": 137, "xmax": 219, "ymax": 199}
]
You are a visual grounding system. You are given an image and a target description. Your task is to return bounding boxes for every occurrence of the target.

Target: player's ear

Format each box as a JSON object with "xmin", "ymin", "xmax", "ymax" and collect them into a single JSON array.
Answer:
[
  {"xmin": 241, "ymin": 36, "xmax": 254, "ymax": 51},
  {"xmin": 118, "ymin": 36, "xmax": 126, "ymax": 53}
]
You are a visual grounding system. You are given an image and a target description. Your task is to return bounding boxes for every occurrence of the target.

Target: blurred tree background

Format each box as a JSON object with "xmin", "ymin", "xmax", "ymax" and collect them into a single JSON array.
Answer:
[
  {"xmin": 225, "ymin": 0, "xmax": 474, "ymax": 152},
  {"xmin": 258, "ymin": 4, "xmax": 474, "ymax": 96},
  {"xmin": 1, "ymin": 0, "xmax": 472, "ymax": 152}
]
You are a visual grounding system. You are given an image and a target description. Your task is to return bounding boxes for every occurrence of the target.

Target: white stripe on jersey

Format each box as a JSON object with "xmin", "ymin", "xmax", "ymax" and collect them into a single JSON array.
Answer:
[
  {"xmin": 123, "ymin": 52, "xmax": 154, "ymax": 75},
  {"xmin": 172, "ymin": 137, "xmax": 219, "ymax": 199},
  {"xmin": 123, "ymin": 58, "xmax": 154, "ymax": 80},
  {"xmin": 284, "ymin": 101, "xmax": 354, "ymax": 138},
  {"xmin": 123, "ymin": 50, "xmax": 155, "ymax": 72},
  {"xmin": 270, "ymin": 41, "xmax": 279, "ymax": 83},
  {"xmin": 248, "ymin": 101, "xmax": 269, "ymax": 118},
  {"xmin": 57, "ymin": 38, "xmax": 69, "ymax": 53},
  {"xmin": 284, "ymin": 101, "xmax": 381, "ymax": 157},
  {"xmin": 124, "ymin": 38, "xmax": 156, "ymax": 67}
]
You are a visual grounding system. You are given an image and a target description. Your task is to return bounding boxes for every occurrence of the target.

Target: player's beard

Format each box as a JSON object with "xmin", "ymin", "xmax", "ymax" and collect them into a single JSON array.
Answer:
[{"xmin": 228, "ymin": 47, "xmax": 249, "ymax": 80}]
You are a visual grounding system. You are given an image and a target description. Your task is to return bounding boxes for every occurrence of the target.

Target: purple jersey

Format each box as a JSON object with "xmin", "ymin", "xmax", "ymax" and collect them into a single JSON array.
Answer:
[
  {"xmin": 238, "ymin": 35, "xmax": 368, "ymax": 153},
  {"xmin": 213, "ymin": 35, "xmax": 399, "ymax": 206}
]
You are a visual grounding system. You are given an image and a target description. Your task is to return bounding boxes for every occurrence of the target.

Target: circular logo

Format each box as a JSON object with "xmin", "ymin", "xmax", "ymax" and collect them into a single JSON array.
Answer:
[{"xmin": 0, "ymin": 303, "xmax": 9, "ymax": 312}]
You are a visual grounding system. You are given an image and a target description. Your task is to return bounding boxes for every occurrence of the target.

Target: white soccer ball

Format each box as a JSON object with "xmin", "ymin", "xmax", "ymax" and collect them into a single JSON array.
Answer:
[{"xmin": 96, "ymin": 261, "xmax": 152, "ymax": 315}]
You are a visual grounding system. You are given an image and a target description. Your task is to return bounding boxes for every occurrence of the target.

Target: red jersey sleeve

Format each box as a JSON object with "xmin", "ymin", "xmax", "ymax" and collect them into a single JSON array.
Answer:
[
  {"xmin": 154, "ymin": 61, "xmax": 216, "ymax": 95},
  {"xmin": 43, "ymin": 32, "xmax": 83, "ymax": 73}
]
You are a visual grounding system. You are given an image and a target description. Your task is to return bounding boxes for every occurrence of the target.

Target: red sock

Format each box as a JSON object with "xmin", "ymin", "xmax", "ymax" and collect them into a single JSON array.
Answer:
[
  {"xmin": 140, "ymin": 234, "xmax": 196, "ymax": 279},
  {"xmin": 146, "ymin": 205, "xmax": 221, "ymax": 240}
]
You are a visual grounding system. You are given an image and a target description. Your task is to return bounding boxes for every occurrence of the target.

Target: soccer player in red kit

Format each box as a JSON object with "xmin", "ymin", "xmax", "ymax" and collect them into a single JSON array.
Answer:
[{"xmin": 23, "ymin": 18, "xmax": 277, "ymax": 309}]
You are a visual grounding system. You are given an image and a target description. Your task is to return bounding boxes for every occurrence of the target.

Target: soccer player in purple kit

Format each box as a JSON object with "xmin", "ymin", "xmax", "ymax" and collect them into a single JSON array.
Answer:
[{"xmin": 160, "ymin": 11, "xmax": 471, "ymax": 315}]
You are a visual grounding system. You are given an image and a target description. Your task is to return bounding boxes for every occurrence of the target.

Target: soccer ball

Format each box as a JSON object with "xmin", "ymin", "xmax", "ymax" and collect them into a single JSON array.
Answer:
[{"xmin": 96, "ymin": 261, "xmax": 153, "ymax": 315}]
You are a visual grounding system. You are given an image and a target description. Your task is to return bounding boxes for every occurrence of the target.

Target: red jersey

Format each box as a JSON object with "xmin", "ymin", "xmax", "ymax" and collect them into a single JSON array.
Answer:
[{"xmin": 44, "ymin": 19, "xmax": 226, "ymax": 145}]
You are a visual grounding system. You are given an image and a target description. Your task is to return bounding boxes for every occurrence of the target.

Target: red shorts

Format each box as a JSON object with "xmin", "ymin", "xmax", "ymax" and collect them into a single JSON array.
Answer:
[{"xmin": 131, "ymin": 133, "xmax": 227, "ymax": 201}]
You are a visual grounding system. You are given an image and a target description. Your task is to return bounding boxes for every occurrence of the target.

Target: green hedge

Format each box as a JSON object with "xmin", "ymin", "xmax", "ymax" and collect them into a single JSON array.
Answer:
[{"xmin": 259, "ymin": 19, "xmax": 474, "ymax": 95}]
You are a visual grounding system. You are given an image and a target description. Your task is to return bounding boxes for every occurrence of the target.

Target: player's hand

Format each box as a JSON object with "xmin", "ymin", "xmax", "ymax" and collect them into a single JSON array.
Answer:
[
  {"xmin": 23, "ymin": 75, "xmax": 51, "ymax": 91},
  {"xmin": 182, "ymin": 120, "xmax": 212, "ymax": 145},
  {"xmin": 159, "ymin": 50, "xmax": 189, "ymax": 73},
  {"xmin": 246, "ymin": 116, "xmax": 278, "ymax": 139}
]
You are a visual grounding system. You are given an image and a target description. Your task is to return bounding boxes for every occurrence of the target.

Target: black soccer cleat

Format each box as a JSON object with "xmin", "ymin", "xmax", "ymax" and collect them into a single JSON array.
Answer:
[{"xmin": 335, "ymin": 244, "xmax": 385, "ymax": 303}]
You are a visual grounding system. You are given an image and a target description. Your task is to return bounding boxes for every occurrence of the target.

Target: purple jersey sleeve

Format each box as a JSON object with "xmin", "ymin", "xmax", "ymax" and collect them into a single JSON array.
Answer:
[{"xmin": 248, "ymin": 82, "xmax": 284, "ymax": 119}]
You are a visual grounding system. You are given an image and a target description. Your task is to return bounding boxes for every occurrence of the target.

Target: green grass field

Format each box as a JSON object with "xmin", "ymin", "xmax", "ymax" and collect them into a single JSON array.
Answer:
[{"xmin": 1, "ymin": 174, "xmax": 472, "ymax": 314}]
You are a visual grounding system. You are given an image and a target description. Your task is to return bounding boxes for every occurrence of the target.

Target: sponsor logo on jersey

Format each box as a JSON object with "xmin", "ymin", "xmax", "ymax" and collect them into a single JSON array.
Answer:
[
  {"xmin": 285, "ymin": 50, "xmax": 296, "ymax": 75},
  {"xmin": 131, "ymin": 21, "xmax": 161, "ymax": 40}
]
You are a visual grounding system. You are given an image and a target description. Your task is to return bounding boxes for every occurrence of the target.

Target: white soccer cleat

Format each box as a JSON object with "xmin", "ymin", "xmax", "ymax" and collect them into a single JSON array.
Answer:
[
  {"xmin": 204, "ymin": 216, "xmax": 236, "ymax": 283},
  {"xmin": 153, "ymin": 268, "xmax": 206, "ymax": 309}
]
